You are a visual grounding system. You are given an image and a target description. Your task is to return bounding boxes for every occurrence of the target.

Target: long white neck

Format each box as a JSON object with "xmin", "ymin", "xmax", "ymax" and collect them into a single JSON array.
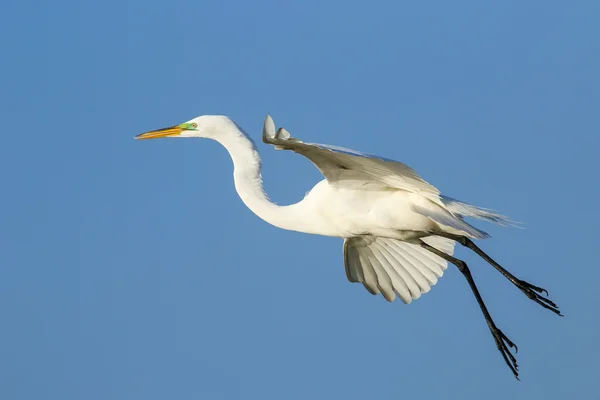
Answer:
[{"xmin": 210, "ymin": 120, "xmax": 311, "ymax": 233}]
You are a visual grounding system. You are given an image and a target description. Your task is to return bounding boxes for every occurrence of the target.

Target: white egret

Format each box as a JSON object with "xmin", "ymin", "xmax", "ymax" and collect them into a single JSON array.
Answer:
[{"xmin": 135, "ymin": 114, "xmax": 561, "ymax": 379}]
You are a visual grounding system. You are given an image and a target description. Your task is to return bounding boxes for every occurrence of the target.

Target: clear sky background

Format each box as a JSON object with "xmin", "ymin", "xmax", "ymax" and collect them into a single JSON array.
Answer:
[{"xmin": 1, "ymin": 1, "xmax": 598, "ymax": 399}]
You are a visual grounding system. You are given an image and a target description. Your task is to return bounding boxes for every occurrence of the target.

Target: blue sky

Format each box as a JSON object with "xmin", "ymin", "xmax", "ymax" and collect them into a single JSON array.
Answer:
[{"xmin": 1, "ymin": 0, "xmax": 598, "ymax": 398}]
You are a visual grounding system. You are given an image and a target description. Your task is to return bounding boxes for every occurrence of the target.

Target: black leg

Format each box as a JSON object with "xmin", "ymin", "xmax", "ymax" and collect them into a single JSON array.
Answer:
[
  {"xmin": 421, "ymin": 242, "xmax": 521, "ymax": 380},
  {"xmin": 433, "ymin": 232, "xmax": 562, "ymax": 316}
]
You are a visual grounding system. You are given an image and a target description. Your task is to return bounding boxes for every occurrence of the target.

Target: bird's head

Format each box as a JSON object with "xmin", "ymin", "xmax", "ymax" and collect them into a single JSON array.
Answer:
[{"xmin": 135, "ymin": 115, "xmax": 235, "ymax": 140}]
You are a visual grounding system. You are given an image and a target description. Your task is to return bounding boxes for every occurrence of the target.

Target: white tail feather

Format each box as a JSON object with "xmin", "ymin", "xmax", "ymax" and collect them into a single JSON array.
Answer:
[{"xmin": 441, "ymin": 196, "xmax": 521, "ymax": 227}]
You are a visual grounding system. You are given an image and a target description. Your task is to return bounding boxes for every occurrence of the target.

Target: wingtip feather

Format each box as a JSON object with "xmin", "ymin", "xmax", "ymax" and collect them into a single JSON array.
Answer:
[{"xmin": 262, "ymin": 115, "xmax": 276, "ymax": 142}]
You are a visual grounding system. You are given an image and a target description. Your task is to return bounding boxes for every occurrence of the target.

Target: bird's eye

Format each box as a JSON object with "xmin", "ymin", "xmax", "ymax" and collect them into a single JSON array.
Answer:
[{"xmin": 191, "ymin": 123, "xmax": 197, "ymax": 129}]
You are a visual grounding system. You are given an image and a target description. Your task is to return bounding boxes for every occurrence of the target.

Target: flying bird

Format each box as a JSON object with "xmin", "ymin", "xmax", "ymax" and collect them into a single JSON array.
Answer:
[{"xmin": 136, "ymin": 114, "xmax": 561, "ymax": 379}]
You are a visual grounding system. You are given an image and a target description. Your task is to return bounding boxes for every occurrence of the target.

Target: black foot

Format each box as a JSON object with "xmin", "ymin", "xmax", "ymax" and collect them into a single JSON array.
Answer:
[
  {"xmin": 491, "ymin": 326, "xmax": 520, "ymax": 380},
  {"xmin": 516, "ymin": 279, "xmax": 562, "ymax": 316}
]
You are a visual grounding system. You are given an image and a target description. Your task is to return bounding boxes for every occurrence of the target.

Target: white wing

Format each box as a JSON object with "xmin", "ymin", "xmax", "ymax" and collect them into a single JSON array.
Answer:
[
  {"xmin": 262, "ymin": 116, "xmax": 513, "ymax": 239},
  {"xmin": 343, "ymin": 236, "xmax": 455, "ymax": 303},
  {"xmin": 262, "ymin": 116, "xmax": 443, "ymax": 206}
]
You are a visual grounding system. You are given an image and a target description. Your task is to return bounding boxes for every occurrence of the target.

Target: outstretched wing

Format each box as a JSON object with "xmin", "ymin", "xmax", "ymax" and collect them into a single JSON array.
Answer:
[
  {"xmin": 343, "ymin": 236, "xmax": 455, "ymax": 303},
  {"xmin": 262, "ymin": 115, "xmax": 443, "ymax": 205}
]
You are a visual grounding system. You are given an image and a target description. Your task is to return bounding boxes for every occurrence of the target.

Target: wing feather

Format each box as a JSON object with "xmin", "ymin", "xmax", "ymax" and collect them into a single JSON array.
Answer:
[
  {"xmin": 368, "ymin": 244, "xmax": 410, "ymax": 302},
  {"xmin": 376, "ymin": 240, "xmax": 423, "ymax": 299},
  {"xmin": 262, "ymin": 116, "xmax": 443, "ymax": 205},
  {"xmin": 343, "ymin": 236, "xmax": 455, "ymax": 304},
  {"xmin": 263, "ymin": 116, "xmax": 511, "ymax": 238},
  {"xmin": 411, "ymin": 202, "xmax": 489, "ymax": 239},
  {"xmin": 356, "ymin": 244, "xmax": 381, "ymax": 295},
  {"xmin": 362, "ymin": 246, "xmax": 396, "ymax": 301},
  {"xmin": 343, "ymin": 240, "xmax": 364, "ymax": 283},
  {"xmin": 398, "ymin": 244, "xmax": 443, "ymax": 282},
  {"xmin": 382, "ymin": 239, "xmax": 433, "ymax": 291}
]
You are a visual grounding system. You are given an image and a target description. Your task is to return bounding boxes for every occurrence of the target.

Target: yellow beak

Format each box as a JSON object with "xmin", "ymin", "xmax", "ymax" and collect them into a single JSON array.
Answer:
[{"xmin": 135, "ymin": 125, "xmax": 183, "ymax": 140}]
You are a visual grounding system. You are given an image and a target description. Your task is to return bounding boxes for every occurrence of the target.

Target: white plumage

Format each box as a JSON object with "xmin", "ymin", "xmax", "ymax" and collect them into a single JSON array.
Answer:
[
  {"xmin": 344, "ymin": 235, "xmax": 454, "ymax": 303},
  {"xmin": 260, "ymin": 115, "xmax": 509, "ymax": 300},
  {"xmin": 135, "ymin": 113, "xmax": 560, "ymax": 380}
]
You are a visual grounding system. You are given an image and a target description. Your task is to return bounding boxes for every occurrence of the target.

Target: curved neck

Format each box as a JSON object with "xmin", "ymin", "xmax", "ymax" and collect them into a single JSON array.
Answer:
[{"xmin": 212, "ymin": 122, "xmax": 310, "ymax": 233}]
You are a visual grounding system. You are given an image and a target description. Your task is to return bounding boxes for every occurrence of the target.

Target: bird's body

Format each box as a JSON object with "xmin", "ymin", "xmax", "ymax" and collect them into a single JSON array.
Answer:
[
  {"xmin": 238, "ymin": 159, "xmax": 441, "ymax": 240},
  {"xmin": 136, "ymin": 114, "xmax": 561, "ymax": 380},
  {"xmin": 292, "ymin": 180, "xmax": 438, "ymax": 240}
]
